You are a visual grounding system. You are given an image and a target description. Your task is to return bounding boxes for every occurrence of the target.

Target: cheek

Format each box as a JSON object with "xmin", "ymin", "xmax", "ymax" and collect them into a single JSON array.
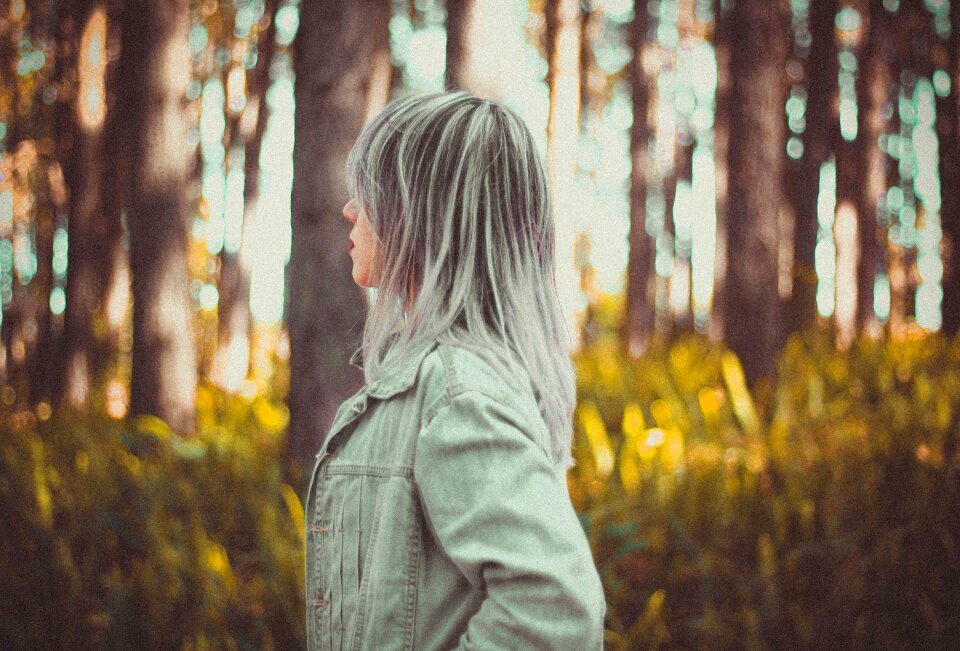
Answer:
[{"xmin": 360, "ymin": 218, "xmax": 375, "ymax": 244}]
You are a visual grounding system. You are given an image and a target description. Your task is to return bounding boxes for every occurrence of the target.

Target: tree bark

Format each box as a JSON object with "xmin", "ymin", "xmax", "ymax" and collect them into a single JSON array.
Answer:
[
  {"xmin": 722, "ymin": 0, "xmax": 789, "ymax": 385},
  {"xmin": 18, "ymin": 0, "xmax": 66, "ymax": 406},
  {"xmin": 210, "ymin": 0, "xmax": 281, "ymax": 391},
  {"xmin": 26, "ymin": 159, "xmax": 57, "ymax": 405},
  {"xmin": 886, "ymin": 0, "xmax": 927, "ymax": 336},
  {"xmin": 832, "ymin": 4, "xmax": 871, "ymax": 351},
  {"xmin": 709, "ymin": 0, "xmax": 731, "ymax": 344},
  {"xmin": 670, "ymin": 138, "xmax": 695, "ymax": 334},
  {"xmin": 287, "ymin": 0, "xmax": 391, "ymax": 464},
  {"xmin": 578, "ymin": 0, "xmax": 603, "ymax": 117},
  {"xmin": 623, "ymin": 0, "xmax": 655, "ymax": 358},
  {"xmin": 445, "ymin": 0, "xmax": 512, "ymax": 99},
  {"xmin": 854, "ymin": 0, "xmax": 892, "ymax": 337},
  {"xmin": 119, "ymin": 0, "xmax": 197, "ymax": 433},
  {"xmin": 54, "ymin": 0, "xmax": 127, "ymax": 409},
  {"xmin": 545, "ymin": 0, "xmax": 583, "ymax": 354},
  {"xmin": 784, "ymin": 0, "xmax": 838, "ymax": 337},
  {"xmin": 940, "ymin": 0, "xmax": 960, "ymax": 335}
]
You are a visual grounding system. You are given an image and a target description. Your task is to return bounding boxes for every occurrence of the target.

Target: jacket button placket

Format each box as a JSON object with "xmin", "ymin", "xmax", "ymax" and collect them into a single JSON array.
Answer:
[
  {"xmin": 307, "ymin": 391, "xmax": 368, "ymax": 648},
  {"xmin": 310, "ymin": 447, "xmax": 337, "ymax": 644}
]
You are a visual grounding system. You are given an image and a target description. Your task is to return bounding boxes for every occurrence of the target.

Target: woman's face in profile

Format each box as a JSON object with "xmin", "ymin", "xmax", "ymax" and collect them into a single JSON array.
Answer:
[{"xmin": 343, "ymin": 197, "xmax": 379, "ymax": 288}]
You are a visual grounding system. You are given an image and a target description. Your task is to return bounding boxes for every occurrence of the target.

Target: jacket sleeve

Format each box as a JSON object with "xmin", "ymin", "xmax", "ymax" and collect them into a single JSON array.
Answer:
[{"xmin": 413, "ymin": 389, "xmax": 607, "ymax": 650}]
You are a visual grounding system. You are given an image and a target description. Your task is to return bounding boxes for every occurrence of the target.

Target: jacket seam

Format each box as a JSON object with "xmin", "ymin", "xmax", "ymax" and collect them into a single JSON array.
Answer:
[
  {"xmin": 403, "ymin": 482, "xmax": 423, "ymax": 650},
  {"xmin": 325, "ymin": 464, "xmax": 413, "ymax": 478},
  {"xmin": 349, "ymin": 474, "xmax": 390, "ymax": 651}
]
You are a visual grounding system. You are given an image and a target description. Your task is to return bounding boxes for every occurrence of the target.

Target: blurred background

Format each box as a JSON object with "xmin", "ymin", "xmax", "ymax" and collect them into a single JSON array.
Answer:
[{"xmin": 2, "ymin": 0, "xmax": 960, "ymax": 648}]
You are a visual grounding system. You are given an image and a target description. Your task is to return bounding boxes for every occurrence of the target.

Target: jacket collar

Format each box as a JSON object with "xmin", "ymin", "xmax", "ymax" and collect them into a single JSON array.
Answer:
[{"xmin": 350, "ymin": 336, "xmax": 439, "ymax": 400}]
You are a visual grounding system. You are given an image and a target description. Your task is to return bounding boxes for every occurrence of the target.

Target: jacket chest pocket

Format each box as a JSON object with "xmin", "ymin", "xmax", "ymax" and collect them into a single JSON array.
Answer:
[{"xmin": 310, "ymin": 466, "xmax": 423, "ymax": 651}]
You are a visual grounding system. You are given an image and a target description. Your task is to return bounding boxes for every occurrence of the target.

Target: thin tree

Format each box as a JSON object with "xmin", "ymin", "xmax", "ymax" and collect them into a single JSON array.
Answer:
[
  {"xmin": 287, "ymin": 0, "xmax": 391, "ymax": 464},
  {"xmin": 211, "ymin": 0, "xmax": 281, "ymax": 391},
  {"xmin": 941, "ymin": 0, "xmax": 960, "ymax": 335},
  {"xmin": 709, "ymin": 0, "xmax": 731, "ymax": 344},
  {"xmin": 54, "ymin": 0, "xmax": 127, "ymax": 409},
  {"xmin": 578, "ymin": 0, "xmax": 603, "ymax": 116},
  {"xmin": 832, "ymin": 3, "xmax": 869, "ymax": 350},
  {"xmin": 545, "ymin": 0, "xmax": 583, "ymax": 354},
  {"xmin": 445, "ymin": 0, "xmax": 511, "ymax": 99},
  {"xmin": 623, "ymin": 0, "xmax": 656, "ymax": 357},
  {"xmin": 855, "ymin": 0, "xmax": 893, "ymax": 337},
  {"xmin": 784, "ymin": 0, "xmax": 838, "ymax": 337},
  {"xmin": 722, "ymin": 0, "xmax": 789, "ymax": 385},
  {"xmin": 119, "ymin": 0, "xmax": 197, "ymax": 433},
  {"xmin": 886, "ymin": 0, "xmax": 930, "ymax": 336},
  {"xmin": 20, "ymin": 0, "xmax": 60, "ymax": 406}
]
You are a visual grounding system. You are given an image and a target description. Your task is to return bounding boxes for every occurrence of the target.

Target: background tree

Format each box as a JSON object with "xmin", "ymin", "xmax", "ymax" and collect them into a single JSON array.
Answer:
[
  {"xmin": 939, "ymin": 0, "xmax": 960, "ymax": 335},
  {"xmin": 120, "ymin": 0, "xmax": 197, "ymax": 434},
  {"xmin": 832, "ymin": 0, "xmax": 869, "ymax": 350},
  {"xmin": 210, "ymin": 0, "xmax": 281, "ymax": 391},
  {"xmin": 722, "ymin": 0, "xmax": 789, "ymax": 385},
  {"xmin": 709, "ymin": 0, "xmax": 730, "ymax": 344},
  {"xmin": 855, "ymin": 0, "xmax": 894, "ymax": 337},
  {"xmin": 784, "ymin": 0, "xmax": 838, "ymax": 338},
  {"xmin": 444, "ymin": 0, "xmax": 510, "ymax": 99},
  {"xmin": 286, "ymin": 0, "xmax": 391, "ymax": 465},
  {"xmin": 544, "ymin": 0, "xmax": 583, "ymax": 354},
  {"xmin": 623, "ymin": 0, "xmax": 655, "ymax": 357},
  {"xmin": 55, "ymin": 0, "xmax": 127, "ymax": 409},
  {"xmin": 0, "ymin": 2, "xmax": 50, "ymax": 405},
  {"xmin": 19, "ymin": 0, "xmax": 59, "ymax": 408}
]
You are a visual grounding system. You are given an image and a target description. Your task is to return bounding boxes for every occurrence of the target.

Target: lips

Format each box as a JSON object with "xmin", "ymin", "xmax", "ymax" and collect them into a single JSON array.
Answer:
[{"xmin": 349, "ymin": 241, "xmax": 354, "ymax": 251}]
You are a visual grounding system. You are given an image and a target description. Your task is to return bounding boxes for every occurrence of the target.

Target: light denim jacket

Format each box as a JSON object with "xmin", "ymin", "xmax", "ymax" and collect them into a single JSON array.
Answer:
[{"xmin": 304, "ymin": 339, "xmax": 607, "ymax": 650}]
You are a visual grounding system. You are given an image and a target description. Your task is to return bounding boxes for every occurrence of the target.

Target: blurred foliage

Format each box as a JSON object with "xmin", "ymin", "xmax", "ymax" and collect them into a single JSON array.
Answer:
[
  {"xmin": 571, "ymin": 294, "xmax": 960, "ymax": 650},
  {"xmin": 3, "ymin": 292, "xmax": 960, "ymax": 649},
  {"xmin": 0, "ymin": 381, "xmax": 304, "ymax": 650}
]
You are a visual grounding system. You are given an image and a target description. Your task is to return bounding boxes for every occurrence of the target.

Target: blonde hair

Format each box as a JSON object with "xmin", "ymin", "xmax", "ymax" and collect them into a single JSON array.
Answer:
[{"xmin": 345, "ymin": 90, "xmax": 577, "ymax": 470}]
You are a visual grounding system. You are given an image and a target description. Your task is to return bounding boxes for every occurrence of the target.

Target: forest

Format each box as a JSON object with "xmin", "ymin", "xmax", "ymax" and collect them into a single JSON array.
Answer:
[{"xmin": 1, "ymin": 0, "xmax": 959, "ymax": 648}]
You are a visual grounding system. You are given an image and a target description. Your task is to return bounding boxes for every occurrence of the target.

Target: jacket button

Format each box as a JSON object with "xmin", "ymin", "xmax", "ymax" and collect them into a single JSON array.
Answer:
[
  {"xmin": 313, "ymin": 598, "xmax": 329, "ymax": 607},
  {"xmin": 312, "ymin": 524, "xmax": 331, "ymax": 533}
]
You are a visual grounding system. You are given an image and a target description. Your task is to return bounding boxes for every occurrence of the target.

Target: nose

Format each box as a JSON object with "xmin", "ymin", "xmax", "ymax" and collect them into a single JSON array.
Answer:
[{"xmin": 343, "ymin": 198, "xmax": 359, "ymax": 223}]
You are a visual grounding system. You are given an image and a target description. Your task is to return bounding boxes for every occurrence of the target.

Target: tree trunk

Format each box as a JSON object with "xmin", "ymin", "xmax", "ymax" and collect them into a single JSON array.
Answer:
[
  {"xmin": 445, "ymin": 0, "xmax": 511, "ymax": 99},
  {"xmin": 623, "ymin": 0, "xmax": 655, "ymax": 358},
  {"xmin": 722, "ymin": 0, "xmax": 788, "ymax": 385},
  {"xmin": 545, "ymin": 0, "xmax": 583, "ymax": 354},
  {"xmin": 99, "ymin": 0, "xmax": 133, "ymax": 356},
  {"xmin": 27, "ymin": 160, "xmax": 57, "ymax": 405},
  {"xmin": 709, "ymin": 0, "xmax": 731, "ymax": 344},
  {"xmin": 886, "ymin": 0, "xmax": 928, "ymax": 336},
  {"xmin": 120, "ymin": 0, "xmax": 197, "ymax": 434},
  {"xmin": 671, "ymin": 138, "xmax": 695, "ymax": 334},
  {"xmin": 940, "ymin": 0, "xmax": 960, "ymax": 335},
  {"xmin": 855, "ymin": 0, "xmax": 892, "ymax": 338},
  {"xmin": 784, "ymin": 0, "xmax": 838, "ymax": 337},
  {"xmin": 885, "ymin": 82, "xmax": 908, "ymax": 337},
  {"xmin": 210, "ymin": 0, "xmax": 281, "ymax": 391},
  {"xmin": 287, "ymin": 0, "xmax": 391, "ymax": 464},
  {"xmin": 579, "ymin": 1, "xmax": 603, "ymax": 117},
  {"xmin": 55, "ymin": 1, "xmax": 126, "ymax": 409},
  {"xmin": 832, "ymin": 4, "xmax": 870, "ymax": 351},
  {"xmin": 668, "ymin": 0, "xmax": 698, "ymax": 336},
  {"xmin": 20, "ymin": 0, "xmax": 70, "ymax": 406}
]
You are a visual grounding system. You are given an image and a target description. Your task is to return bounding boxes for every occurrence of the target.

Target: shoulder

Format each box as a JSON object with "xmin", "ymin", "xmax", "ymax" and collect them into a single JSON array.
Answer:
[
  {"xmin": 417, "ymin": 344, "xmax": 523, "ymax": 411},
  {"xmin": 415, "ymin": 343, "xmax": 548, "ymax": 445}
]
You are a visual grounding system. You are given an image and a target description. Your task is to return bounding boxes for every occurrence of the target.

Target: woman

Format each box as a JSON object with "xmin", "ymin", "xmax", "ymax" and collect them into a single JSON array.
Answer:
[{"xmin": 305, "ymin": 90, "xmax": 606, "ymax": 650}]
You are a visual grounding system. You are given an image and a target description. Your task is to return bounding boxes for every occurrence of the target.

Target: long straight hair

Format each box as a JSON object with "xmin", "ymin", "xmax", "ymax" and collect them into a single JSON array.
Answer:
[{"xmin": 345, "ymin": 90, "xmax": 578, "ymax": 470}]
